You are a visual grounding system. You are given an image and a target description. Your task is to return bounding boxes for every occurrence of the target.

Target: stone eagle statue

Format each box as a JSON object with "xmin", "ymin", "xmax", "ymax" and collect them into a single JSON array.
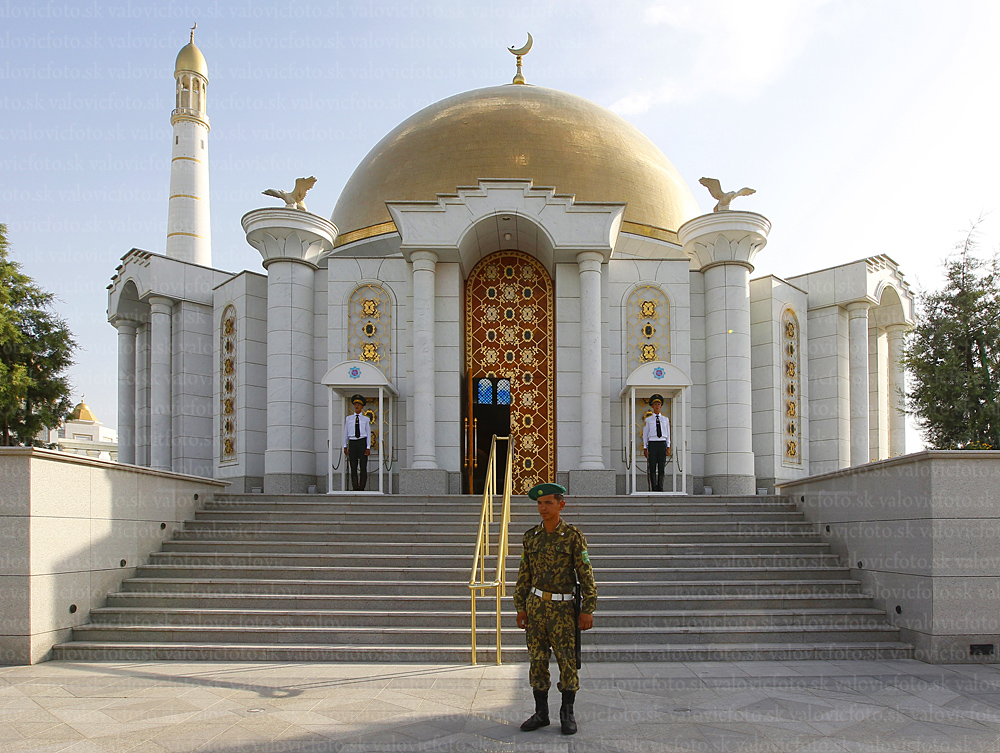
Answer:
[
  {"xmin": 263, "ymin": 176, "xmax": 317, "ymax": 211},
  {"xmin": 699, "ymin": 177, "xmax": 756, "ymax": 212}
]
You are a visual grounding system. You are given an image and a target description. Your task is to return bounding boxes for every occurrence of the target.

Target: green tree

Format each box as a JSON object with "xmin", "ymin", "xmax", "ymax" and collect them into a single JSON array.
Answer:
[
  {"xmin": 903, "ymin": 226, "xmax": 1000, "ymax": 449},
  {"xmin": 0, "ymin": 224, "xmax": 78, "ymax": 446}
]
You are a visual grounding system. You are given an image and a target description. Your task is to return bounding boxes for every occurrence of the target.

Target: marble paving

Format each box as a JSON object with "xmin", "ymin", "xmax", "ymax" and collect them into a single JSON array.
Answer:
[{"xmin": 2, "ymin": 659, "xmax": 1000, "ymax": 752}]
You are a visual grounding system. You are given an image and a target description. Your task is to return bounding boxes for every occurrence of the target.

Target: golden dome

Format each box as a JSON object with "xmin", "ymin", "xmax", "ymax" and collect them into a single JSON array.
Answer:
[
  {"xmin": 70, "ymin": 400, "xmax": 98, "ymax": 423},
  {"xmin": 332, "ymin": 85, "xmax": 699, "ymax": 245},
  {"xmin": 175, "ymin": 37, "xmax": 208, "ymax": 78}
]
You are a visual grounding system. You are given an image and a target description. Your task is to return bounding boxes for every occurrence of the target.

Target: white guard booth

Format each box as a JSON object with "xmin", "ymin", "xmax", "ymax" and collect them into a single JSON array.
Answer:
[
  {"xmin": 321, "ymin": 360, "xmax": 398, "ymax": 495},
  {"xmin": 620, "ymin": 361, "xmax": 691, "ymax": 495}
]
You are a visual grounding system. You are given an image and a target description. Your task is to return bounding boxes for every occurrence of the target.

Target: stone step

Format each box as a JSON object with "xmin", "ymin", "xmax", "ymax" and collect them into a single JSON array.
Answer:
[
  {"xmin": 210, "ymin": 494, "xmax": 794, "ymax": 507},
  {"xmin": 66, "ymin": 622, "xmax": 903, "ymax": 646},
  {"xmin": 50, "ymin": 640, "xmax": 915, "ymax": 663},
  {"xmin": 203, "ymin": 501, "xmax": 800, "ymax": 515},
  {"xmin": 87, "ymin": 606, "xmax": 893, "ymax": 629},
  {"xmin": 162, "ymin": 534, "xmax": 823, "ymax": 553},
  {"xmin": 120, "ymin": 577, "xmax": 867, "ymax": 596},
  {"xmin": 147, "ymin": 547, "xmax": 835, "ymax": 568},
  {"xmin": 135, "ymin": 562, "xmax": 846, "ymax": 581},
  {"xmin": 179, "ymin": 522, "xmax": 814, "ymax": 537},
  {"xmin": 193, "ymin": 511, "xmax": 803, "ymax": 526},
  {"xmin": 105, "ymin": 591, "xmax": 876, "ymax": 611}
]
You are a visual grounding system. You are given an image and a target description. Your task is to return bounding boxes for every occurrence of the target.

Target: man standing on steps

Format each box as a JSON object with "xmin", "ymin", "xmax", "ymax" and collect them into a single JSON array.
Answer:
[
  {"xmin": 642, "ymin": 394, "xmax": 671, "ymax": 492},
  {"xmin": 343, "ymin": 395, "xmax": 371, "ymax": 491},
  {"xmin": 514, "ymin": 482, "xmax": 597, "ymax": 736}
]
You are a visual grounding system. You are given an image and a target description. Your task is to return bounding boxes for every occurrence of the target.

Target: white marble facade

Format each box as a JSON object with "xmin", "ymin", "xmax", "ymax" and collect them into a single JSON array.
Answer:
[{"xmin": 106, "ymin": 39, "xmax": 915, "ymax": 495}]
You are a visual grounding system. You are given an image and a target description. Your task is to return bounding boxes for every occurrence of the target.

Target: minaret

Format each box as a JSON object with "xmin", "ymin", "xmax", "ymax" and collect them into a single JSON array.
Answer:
[{"xmin": 166, "ymin": 26, "xmax": 211, "ymax": 266}]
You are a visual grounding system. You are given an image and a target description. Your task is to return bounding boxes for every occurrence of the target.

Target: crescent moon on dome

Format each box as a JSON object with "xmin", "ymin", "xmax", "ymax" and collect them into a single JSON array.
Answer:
[{"xmin": 508, "ymin": 33, "xmax": 533, "ymax": 56}]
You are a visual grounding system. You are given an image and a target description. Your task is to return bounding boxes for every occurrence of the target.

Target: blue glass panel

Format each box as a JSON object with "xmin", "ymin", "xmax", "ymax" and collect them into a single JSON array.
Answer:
[
  {"xmin": 477, "ymin": 379, "xmax": 493, "ymax": 405},
  {"xmin": 497, "ymin": 379, "xmax": 511, "ymax": 405}
]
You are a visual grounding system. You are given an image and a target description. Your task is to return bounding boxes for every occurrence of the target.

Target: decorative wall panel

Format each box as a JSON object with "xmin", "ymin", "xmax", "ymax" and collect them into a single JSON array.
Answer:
[
  {"xmin": 782, "ymin": 309, "xmax": 802, "ymax": 466},
  {"xmin": 220, "ymin": 304, "xmax": 237, "ymax": 463},
  {"xmin": 626, "ymin": 285, "xmax": 670, "ymax": 373},
  {"xmin": 465, "ymin": 251, "xmax": 554, "ymax": 494},
  {"xmin": 348, "ymin": 284, "xmax": 391, "ymax": 376}
]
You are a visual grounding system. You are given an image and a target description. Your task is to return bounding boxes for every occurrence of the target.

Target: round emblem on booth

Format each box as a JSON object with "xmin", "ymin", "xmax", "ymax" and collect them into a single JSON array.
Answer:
[
  {"xmin": 652, "ymin": 366, "xmax": 665, "ymax": 380},
  {"xmin": 348, "ymin": 366, "xmax": 361, "ymax": 379}
]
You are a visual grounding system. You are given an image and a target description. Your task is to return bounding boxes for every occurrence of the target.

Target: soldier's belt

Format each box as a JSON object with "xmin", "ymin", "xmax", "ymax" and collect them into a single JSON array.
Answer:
[{"xmin": 530, "ymin": 587, "xmax": 574, "ymax": 602}]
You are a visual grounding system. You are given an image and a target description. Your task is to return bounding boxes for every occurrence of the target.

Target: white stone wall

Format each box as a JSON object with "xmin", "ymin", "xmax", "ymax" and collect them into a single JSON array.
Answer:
[
  {"xmin": 171, "ymin": 301, "xmax": 213, "ymax": 477},
  {"xmin": 803, "ymin": 304, "xmax": 850, "ymax": 474},
  {"xmin": 212, "ymin": 272, "xmax": 267, "ymax": 492},
  {"xmin": 555, "ymin": 262, "xmax": 582, "ymax": 471},
  {"xmin": 432, "ymin": 263, "xmax": 461, "ymax": 475},
  {"xmin": 311, "ymin": 265, "xmax": 328, "ymax": 487},
  {"xmin": 749, "ymin": 276, "xmax": 809, "ymax": 489}
]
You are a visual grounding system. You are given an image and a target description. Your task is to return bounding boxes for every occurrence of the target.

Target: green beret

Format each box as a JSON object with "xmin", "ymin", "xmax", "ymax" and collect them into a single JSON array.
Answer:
[
  {"xmin": 350, "ymin": 394, "xmax": 366, "ymax": 406},
  {"xmin": 649, "ymin": 393, "xmax": 664, "ymax": 405},
  {"xmin": 528, "ymin": 482, "xmax": 567, "ymax": 500}
]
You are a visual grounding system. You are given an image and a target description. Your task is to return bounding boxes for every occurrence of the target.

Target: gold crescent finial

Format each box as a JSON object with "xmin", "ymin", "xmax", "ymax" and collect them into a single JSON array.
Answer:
[
  {"xmin": 508, "ymin": 33, "xmax": 533, "ymax": 85},
  {"xmin": 190, "ymin": 22, "xmax": 197, "ymax": 43}
]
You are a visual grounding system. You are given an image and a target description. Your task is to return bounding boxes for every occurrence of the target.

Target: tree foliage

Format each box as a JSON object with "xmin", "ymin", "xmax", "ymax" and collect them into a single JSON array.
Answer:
[
  {"xmin": 0, "ymin": 224, "xmax": 78, "ymax": 446},
  {"xmin": 903, "ymin": 227, "xmax": 1000, "ymax": 449}
]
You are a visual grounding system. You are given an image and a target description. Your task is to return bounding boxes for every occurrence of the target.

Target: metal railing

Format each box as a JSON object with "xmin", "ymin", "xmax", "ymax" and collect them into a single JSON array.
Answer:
[{"xmin": 468, "ymin": 435, "xmax": 514, "ymax": 665}]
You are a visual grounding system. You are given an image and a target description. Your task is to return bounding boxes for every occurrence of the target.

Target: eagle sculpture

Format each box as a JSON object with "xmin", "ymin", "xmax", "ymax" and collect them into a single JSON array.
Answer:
[
  {"xmin": 698, "ymin": 177, "xmax": 756, "ymax": 212},
  {"xmin": 263, "ymin": 176, "xmax": 317, "ymax": 211}
]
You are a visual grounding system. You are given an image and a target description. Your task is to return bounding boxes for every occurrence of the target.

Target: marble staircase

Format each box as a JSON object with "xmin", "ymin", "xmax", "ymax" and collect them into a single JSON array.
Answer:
[{"xmin": 51, "ymin": 494, "xmax": 913, "ymax": 662}]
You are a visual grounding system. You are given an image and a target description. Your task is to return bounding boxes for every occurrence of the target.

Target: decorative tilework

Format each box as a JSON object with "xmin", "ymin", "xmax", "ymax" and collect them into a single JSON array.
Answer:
[
  {"xmin": 220, "ymin": 305, "xmax": 237, "ymax": 463},
  {"xmin": 348, "ymin": 284, "xmax": 391, "ymax": 375},
  {"xmin": 627, "ymin": 285, "xmax": 670, "ymax": 372}
]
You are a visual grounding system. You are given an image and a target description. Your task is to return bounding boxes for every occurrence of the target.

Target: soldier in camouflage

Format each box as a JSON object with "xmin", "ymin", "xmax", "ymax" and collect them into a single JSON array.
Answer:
[{"xmin": 514, "ymin": 482, "xmax": 597, "ymax": 735}]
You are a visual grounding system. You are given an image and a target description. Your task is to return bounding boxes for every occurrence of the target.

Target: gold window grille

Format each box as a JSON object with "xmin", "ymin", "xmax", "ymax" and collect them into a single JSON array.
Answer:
[
  {"xmin": 348, "ymin": 284, "xmax": 391, "ymax": 376},
  {"xmin": 220, "ymin": 304, "xmax": 237, "ymax": 463},
  {"xmin": 627, "ymin": 285, "xmax": 670, "ymax": 373},
  {"xmin": 781, "ymin": 309, "xmax": 802, "ymax": 466}
]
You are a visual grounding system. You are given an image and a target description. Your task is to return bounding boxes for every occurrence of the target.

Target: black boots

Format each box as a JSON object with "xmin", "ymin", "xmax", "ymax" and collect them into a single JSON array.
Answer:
[
  {"xmin": 520, "ymin": 689, "xmax": 550, "ymax": 731},
  {"xmin": 560, "ymin": 690, "xmax": 578, "ymax": 735}
]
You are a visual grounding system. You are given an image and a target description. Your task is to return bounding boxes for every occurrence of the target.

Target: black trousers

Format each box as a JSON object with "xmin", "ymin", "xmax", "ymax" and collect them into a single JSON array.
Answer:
[
  {"xmin": 647, "ymin": 441, "xmax": 667, "ymax": 492},
  {"xmin": 347, "ymin": 439, "xmax": 368, "ymax": 491}
]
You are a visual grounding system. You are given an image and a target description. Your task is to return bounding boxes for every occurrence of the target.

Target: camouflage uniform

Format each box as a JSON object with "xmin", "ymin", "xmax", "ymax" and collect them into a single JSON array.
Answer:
[{"xmin": 513, "ymin": 519, "xmax": 597, "ymax": 692}]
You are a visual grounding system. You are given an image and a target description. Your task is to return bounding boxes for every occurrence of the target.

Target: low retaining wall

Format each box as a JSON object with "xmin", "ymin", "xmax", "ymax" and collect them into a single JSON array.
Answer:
[
  {"xmin": 0, "ymin": 448, "xmax": 227, "ymax": 664},
  {"xmin": 778, "ymin": 451, "xmax": 1000, "ymax": 663}
]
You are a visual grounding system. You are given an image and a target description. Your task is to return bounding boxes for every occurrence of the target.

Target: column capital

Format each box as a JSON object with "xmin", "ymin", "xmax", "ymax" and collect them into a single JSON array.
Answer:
[
  {"xmin": 846, "ymin": 301, "xmax": 871, "ymax": 317},
  {"xmin": 884, "ymin": 323, "xmax": 911, "ymax": 335},
  {"xmin": 576, "ymin": 250, "xmax": 604, "ymax": 272},
  {"xmin": 410, "ymin": 250, "xmax": 439, "ymax": 272},
  {"xmin": 242, "ymin": 207, "xmax": 337, "ymax": 269},
  {"xmin": 112, "ymin": 318, "xmax": 138, "ymax": 334},
  {"xmin": 677, "ymin": 210, "xmax": 770, "ymax": 272},
  {"xmin": 147, "ymin": 296, "xmax": 174, "ymax": 314}
]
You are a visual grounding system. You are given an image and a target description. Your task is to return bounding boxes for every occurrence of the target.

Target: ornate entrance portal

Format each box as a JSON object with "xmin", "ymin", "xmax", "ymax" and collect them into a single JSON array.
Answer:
[{"xmin": 464, "ymin": 251, "xmax": 554, "ymax": 495}]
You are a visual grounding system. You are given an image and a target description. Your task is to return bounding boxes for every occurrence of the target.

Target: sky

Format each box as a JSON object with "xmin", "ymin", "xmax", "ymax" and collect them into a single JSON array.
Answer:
[{"xmin": 3, "ymin": 0, "xmax": 1000, "ymax": 452}]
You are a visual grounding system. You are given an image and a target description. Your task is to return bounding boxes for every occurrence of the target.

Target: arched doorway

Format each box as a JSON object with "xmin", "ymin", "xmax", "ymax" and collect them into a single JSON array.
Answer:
[{"xmin": 463, "ymin": 251, "xmax": 554, "ymax": 494}]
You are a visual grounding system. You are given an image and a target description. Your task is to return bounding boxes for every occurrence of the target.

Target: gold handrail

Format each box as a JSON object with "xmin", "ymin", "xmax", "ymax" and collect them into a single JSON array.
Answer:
[{"xmin": 468, "ymin": 434, "xmax": 514, "ymax": 665}]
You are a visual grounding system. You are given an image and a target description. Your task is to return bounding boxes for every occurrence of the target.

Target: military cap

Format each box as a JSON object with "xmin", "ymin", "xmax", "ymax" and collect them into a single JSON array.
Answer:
[
  {"xmin": 528, "ymin": 482, "xmax": 567, "ymax": 500},
  {"xmin": 350, "ymin": 394, "xmax": 366, "ymax": 406},
  {"xmin": 648, "ymin": 393, "xmax": 664, "ymax": 405}
]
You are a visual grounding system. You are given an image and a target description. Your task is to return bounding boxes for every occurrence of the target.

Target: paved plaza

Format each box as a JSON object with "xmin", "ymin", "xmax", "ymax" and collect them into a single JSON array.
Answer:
[{"xmin": 2, "ymin": 659, "xmax": 1000, "ymax": 752}]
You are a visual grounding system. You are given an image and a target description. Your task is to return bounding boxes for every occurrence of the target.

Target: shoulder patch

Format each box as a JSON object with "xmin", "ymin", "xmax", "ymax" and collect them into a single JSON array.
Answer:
[{"xmin": 581, "ymin": 550, "xmax": 591, "ymax": 564}]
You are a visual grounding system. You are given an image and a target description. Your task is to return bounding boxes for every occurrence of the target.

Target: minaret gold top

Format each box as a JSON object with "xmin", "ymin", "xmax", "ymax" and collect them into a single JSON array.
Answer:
[{"xmin": 508, "ymin": 33, "xmax": 533, "ymax": 85}]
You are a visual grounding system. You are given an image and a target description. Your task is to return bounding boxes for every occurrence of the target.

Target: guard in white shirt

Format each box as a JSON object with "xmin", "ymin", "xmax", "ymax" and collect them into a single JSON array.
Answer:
[
  {"xmin": 343, "ymin": 394, "xmax": 371, "ymax": 491},
  {"xmin": 642, "ymin": 394, "xmax": 671, "ymax": 492}
]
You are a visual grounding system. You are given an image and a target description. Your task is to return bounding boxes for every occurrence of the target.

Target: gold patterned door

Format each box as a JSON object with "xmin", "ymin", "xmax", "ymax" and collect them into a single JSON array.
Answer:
[{"xmin": 465, "ymin": 251, "xmax": 554, "ymax": 495}]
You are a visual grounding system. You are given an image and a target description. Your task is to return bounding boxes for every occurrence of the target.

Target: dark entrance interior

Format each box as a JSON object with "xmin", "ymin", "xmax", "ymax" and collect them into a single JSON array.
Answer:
[{"xmin": 463, "ymin": 374, "xmax": 511, "ymax": 494}]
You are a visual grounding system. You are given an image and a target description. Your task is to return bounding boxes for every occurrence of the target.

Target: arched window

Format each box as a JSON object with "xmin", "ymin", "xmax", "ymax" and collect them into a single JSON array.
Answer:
[
  {"xmin": 781, "ymin": 309, "xmax": 802, "ymax": 466},
  {"xmin": 626, "ymin": 285, "xmax": 670, "ymax": 372},
  {"xmin": 220, "ymin": 305, "xmax": 237, "ymax": 463},
  {"xmin": 348, "ymin": 284, "xmax": 391, "ymax": 377}
]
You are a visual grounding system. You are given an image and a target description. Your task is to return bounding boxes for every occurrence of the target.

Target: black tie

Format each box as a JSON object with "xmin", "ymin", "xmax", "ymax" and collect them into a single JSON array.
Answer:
[
  {"xmin": 355, "ymin": 415, "xmax": 360, "ymax": 438},
  {"xmin": 656, "ymin": 416, "xmax": 662, "ymax": 438}
]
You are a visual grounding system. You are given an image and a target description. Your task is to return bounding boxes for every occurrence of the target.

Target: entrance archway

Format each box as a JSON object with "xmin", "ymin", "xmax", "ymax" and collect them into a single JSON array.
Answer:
[{"xmin": 463, "ymin": 251, "xmax": 554, "ymax": 495}]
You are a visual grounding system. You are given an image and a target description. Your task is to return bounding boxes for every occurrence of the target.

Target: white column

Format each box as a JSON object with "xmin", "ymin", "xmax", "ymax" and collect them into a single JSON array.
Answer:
[
  {"xmin": 115, "ymin": 320, "xmax": 137, "ymax": 465},
  {"xmin": 702, "ymin": 262, "xmax": 755, "ymax": 491},
  {"xmin": 410, "ymin": 250, "xmax": 438, "ymax": 469},
  {"xmin": 886, "ymin": 324, "xmax": 908, "ymax": 457},
  {"xmin": 577, "ymin": 251, "xmax": 605, "ymax": 470},
  {"xmin": 264, "ymin": 259, "xmax": 316, "ymax": 490},
  {"xmin": 148, "ymin": 296, "xmax": 173, "ymax": 471},
  {"xmin": 678, "ymin": 211, "xmax": 770, "ymax": 495},
  {"xmin": 847, "ymin": 301, "xmax": 871, "ymax": 466}
]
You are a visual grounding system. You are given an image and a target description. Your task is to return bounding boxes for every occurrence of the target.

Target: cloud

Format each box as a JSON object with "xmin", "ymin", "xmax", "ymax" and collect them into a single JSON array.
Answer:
[{"xmin": 609, "ymin": 0, "xmax": 831, "ymax": 115}]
